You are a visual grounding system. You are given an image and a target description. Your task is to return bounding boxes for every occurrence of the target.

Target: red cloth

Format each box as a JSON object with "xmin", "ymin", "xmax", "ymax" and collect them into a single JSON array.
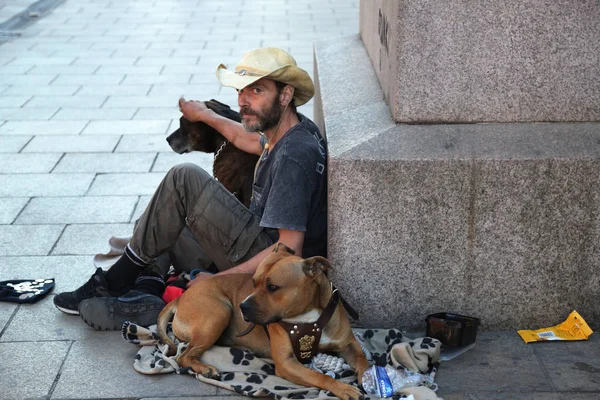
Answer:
[{"xmin": 162, "ymin": 285, "xmax": 185, "ymax": 303}]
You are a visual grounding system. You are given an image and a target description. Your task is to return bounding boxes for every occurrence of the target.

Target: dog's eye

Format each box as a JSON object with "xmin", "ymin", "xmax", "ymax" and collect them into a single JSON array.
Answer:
[{"xmin": 266, "ymin": 284, "xmax": 279, "ymax": 293}]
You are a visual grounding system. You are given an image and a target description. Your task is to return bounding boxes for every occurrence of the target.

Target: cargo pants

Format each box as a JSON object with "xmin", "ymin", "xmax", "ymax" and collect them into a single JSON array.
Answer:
[{"xmin": 129, "ymin": 163, "xmax": 276, "ymax": 275}]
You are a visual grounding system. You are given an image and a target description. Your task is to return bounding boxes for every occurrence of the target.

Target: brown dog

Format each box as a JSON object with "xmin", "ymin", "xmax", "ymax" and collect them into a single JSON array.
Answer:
[
  {"xmin": 166, "ymin": 100, "xmax": 259, "ymax": 208},
  {"xmin": 157, "ymin": 244, "xmax": 369, "ymax": 399}
]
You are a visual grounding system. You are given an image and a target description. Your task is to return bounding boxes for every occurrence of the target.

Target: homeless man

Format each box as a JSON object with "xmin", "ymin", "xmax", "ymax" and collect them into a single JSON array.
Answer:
[{"xmin": 53, "ymin": 47, "xmax": 328, "ymax": 330}]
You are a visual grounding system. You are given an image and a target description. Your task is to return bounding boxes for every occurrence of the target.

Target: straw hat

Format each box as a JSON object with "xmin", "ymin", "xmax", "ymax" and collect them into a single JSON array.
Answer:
[{"xmin": 216, "ymin": 47, "xmax": 314, "ymax": 106}]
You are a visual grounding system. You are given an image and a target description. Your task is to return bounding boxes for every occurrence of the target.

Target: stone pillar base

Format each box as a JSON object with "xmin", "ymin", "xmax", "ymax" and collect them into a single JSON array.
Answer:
[{"xmin": 314, "ymin": 35, "xmax": 600, "ymax": 330}]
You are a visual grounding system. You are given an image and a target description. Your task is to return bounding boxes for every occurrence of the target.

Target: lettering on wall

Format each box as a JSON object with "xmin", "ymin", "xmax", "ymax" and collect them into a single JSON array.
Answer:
[{"xmin": 378, "ymin": 8, "xmax": 390, "ymax": 71}]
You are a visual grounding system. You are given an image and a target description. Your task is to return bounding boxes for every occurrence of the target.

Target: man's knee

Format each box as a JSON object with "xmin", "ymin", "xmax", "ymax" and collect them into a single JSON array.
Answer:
[
  {"xmin": 168, "ymin": 163, "xmax": 212, "ymax": 186},
  {"xmin": 169, "ymin": 162, "xmax": 205, "ymax": 176}
]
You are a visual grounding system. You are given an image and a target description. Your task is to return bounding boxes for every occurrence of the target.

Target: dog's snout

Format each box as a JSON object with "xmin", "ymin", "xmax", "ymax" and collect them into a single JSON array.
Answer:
[{"xmin": 239, "ymin": 300, "xmax": 250, "ymax": 314}]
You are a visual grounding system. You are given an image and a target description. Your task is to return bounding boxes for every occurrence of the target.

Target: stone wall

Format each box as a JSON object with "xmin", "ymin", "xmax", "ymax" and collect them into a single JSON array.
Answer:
[
  {"xmin": 314, "ymin": 35, "xmax": 600, "ymax": 330},
  {"xmin": 360, "ymin": 0, "xmax": 600, "ymax": 123}
]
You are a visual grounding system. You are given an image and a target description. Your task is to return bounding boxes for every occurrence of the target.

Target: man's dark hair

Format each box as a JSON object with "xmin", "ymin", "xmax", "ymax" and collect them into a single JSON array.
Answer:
[{"xmin": 275, "ymin": 81, "xmax": 297, "ymax": 113}]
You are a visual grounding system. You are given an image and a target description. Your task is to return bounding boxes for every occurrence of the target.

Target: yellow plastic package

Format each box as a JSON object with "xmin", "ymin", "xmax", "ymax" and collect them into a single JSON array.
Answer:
[{"xmin": 517, "ymin": 310, "xmax": 594, "ymax": 344}]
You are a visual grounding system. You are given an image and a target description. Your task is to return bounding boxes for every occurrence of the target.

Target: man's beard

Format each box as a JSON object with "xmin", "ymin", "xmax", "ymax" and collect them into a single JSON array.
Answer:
[{"xmin": 240, "ymin": 96, "xmax": 282, "ymax": 133}]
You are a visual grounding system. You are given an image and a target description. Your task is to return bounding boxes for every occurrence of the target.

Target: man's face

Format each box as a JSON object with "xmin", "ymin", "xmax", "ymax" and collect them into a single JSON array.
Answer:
[{"xmin": 238, "ymin": 78, "xmax": 282, "ymax": 133}]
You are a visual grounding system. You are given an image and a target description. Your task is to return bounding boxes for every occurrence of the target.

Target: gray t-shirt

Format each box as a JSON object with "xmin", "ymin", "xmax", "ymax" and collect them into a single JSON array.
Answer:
[{"xmin": 250, "ymin": 114, "xmax": 327, "ymax": 257}]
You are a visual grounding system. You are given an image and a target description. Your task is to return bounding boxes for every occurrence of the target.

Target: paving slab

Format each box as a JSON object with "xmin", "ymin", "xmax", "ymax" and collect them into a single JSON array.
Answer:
[
  {"xmin": 26, "ymin": 65, "xmax": 100, "ymax": 75},
  {"xmin": 52, "ymin": 336, "xmax": 219, "ymax": 399},
  {"xmin": 143, "ymin": 397, "xmax": 246, "ymax": 400},
  {"xmin": 77, "ymin": 84, "xmax": 151, "ymax": 96},
  {"xmin": 103, "ymin": 95, "xmax": 183, "ymax": 108},
  {"xmin": 22, "ymin": 134, "xmax": 120, "ymax": 153},
  {"xmin": 9, "ymin": 56, "xmax": 76, "ymax": 65},
  {"xmin": 0, "ymin": 303, "xmax": 17, "ymax": 333},
  {"xmin": 0, "ymin": 173, "xmax": 94, "ymax": 196},
  {"xmin": 442, "ymin": 392, "xmax": 600, "ymax": 400},
  {"xmin": 148, "ymin": 83, "xmax": 223, "ymax": 98},
  {"xmin": 0, "ymin": 224, "xmax": 64, "ymax": 256},
  {"xmin": 0, "ymin": 153, "xmax": 61, "ymax": 173},
  {"xmin": 130, "ymin": 195, "xmax": 151, "ymax": 222},
  {"xmin": 115, "ymin": 134, "xmax": 173, "ymax": 152},
  {"xmin": 531, "ymin": 334, "xmax": 600, "ymax": 392},
  {"xmin": 25, "ymin": 95, "xmax": 107, "ymax": 109},
  {"xmin": 0, "ymin": 341, "xmax": 70, "ymax": 400},
  {"xmin": 0, "ymin": 120, "xmax": 87, "ymax": 135},
  {"xmin": 436, "ymin": 331, "xmax": 553, "ymax": 394},
  {"xmin": 97, "ymin": 65, "xmax": 163, "ymax": 75},
  {"xmin": 91, "ymin": 42, "xmax": 152, "ymax": 51},
  {"xmin": 134, "ymin": 107, "xmax": 182, "ymax": 120},
  {"xmin": 15, "ymin": 195, "xmax": 138, "ymax": 224},
  {"xmin": 81, "ymin": 119, "xmax": 171, "ymax": 135},
  {"xmin": 0, "ymin": 95, "xmax": 32, "ymax": 107},
  {"xmin": 51, "ymin": 107, "xmax": 137, "ymax": 120},
  {"xmin": 0, "ymin": 107, "xmax": 59, "ymax": 120},
  {"xmin": 1, "ymin": 84, "xmax": 79, "ymax": 95},
  {"xmin": 152, "ymin": 152, "xmax": 214, "ymax": 173},
  {"xmin": 114, "ymin": 49, "xmax": 174, "ymax": 58},
  {"xmin": 87, "ymin": 172, "xmax": 166, "ymax": 196},
  {"xmin": 52, "ymin": 223, "xmax": 134, "ymax": 255},
  {"xmin": 162, "ymin": 64, "xmax": 214, "ymax": 76},
  {"xmin": 0, "ymin": 73, "xmax": 58, "ymax": 85},
  {"xmin": 73, "ymin": 56, "xmax": 137, "ymax": 66},
  {"xmin": 0, "ymin": 197, "xmax": 29, "ymax": 224},
  {"xmin": 53, "ymin": 152, "xmax": 156, "ymax": 173},
  {"xmin": 0, "ymin": 135, "xmax": 31, "ymax": 152},
  {"xmin": 121, "ymin": 73, "xmax": 192, "ymax": 85},
  {"xmin": 51, "ymin": 74, "xmax": 125, "ymax": 85},
  {"xmin": 136, "ymin": 56, "xmax": 199, "ymax": 66},
  {"xmin": 0, "ymin": 255, "xmax": 95, "ymax": 292},
  {"xmin": 1, "ymin": 296, "xmax": 109, "ymax": 342}
]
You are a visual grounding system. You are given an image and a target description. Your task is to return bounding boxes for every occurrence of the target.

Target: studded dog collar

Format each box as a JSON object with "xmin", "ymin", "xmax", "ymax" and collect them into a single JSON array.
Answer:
[{"xmin": 278, "ymin": 286, "xmax": 359, "ymax": 364}]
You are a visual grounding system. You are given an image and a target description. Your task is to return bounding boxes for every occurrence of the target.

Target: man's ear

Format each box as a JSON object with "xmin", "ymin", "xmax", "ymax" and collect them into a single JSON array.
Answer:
[
  {"xmin": 279, "ymin": 85, "xmax": 295, "ymax": 107},
  {"xmin": 302, "ymin": 256, "xmax": 331, "ymax": 278}
]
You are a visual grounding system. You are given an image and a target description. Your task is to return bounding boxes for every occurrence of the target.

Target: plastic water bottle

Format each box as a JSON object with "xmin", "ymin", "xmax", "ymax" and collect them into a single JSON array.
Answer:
[
  {"xmin": 362, "ymin": 365, "xmax": 433, "ymax": 398},
  {"xmin": 362, "ymin": 365, "xmax": 398, "ymax": 398}
]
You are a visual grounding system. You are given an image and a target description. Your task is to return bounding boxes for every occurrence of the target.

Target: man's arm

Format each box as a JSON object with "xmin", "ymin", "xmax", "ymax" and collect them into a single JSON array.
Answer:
[
  {"xmin": 179, "ymin": 98, "xmax": 263, "ymax": 156},
  {"xmin": 187, "ymin": 229, "xmax": 304, "ymax": 287}
]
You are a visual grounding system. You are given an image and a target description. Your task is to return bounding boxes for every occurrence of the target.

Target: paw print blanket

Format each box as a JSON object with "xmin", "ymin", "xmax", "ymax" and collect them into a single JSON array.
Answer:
[{"xmin": 122, "ymin": 322, "xmax": 443, "ymax": 400}]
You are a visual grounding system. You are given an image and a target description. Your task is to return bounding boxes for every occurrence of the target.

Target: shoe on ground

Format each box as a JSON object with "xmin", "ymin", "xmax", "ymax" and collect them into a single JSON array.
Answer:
[
  {"xmin": 78, "ymin": 290, "xmax": 166, "ymax": 331},
  {"xmin": 53, "ymin": 268, "xmax": 116, "ymax": 315}
]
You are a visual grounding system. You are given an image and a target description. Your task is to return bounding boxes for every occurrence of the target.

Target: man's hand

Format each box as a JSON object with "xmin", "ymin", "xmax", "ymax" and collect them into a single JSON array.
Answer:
[
  {"xmin": 178, "ymin": 97, "xmax": 211, "ymax": 122},
  {"xmin": 186, "ymin": 271, "xmax": 214, "ymax": 288}
]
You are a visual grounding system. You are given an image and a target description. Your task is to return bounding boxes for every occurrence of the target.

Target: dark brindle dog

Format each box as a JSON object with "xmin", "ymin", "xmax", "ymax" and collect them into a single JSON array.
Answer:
[{"xmin": 166, "ymin": 100, "xmax": 259, "ymax": 208}]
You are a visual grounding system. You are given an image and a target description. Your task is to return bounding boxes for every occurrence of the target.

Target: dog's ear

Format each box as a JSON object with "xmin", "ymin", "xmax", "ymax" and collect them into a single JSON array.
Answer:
[
  {"xmin": 273, "ymin": 243, "xmax": 295, "ymax": 255},
  {"xmin": 302, "ymin": 256, "xmax": 330, "ymax": 278},
  {"xmin": 207, "ymin": 99, "xmax": 231, "ymax": 109},
  {"xmin": 205, "ymin": 99, "xmax": 241, "ymax": 122},
  {"xmin": 303, "ymin": 257, "xmax": 332, "ymax": 308}
]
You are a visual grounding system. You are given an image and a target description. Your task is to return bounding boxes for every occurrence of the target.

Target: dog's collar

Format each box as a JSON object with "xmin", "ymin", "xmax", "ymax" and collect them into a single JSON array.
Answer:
[
  {"xmin": 278, "ymin": 287, "xmax": 343, "ymax": 364},
  {"xmin": 214, "ymin": 140, "xmax": 228, "ymax": 162}
]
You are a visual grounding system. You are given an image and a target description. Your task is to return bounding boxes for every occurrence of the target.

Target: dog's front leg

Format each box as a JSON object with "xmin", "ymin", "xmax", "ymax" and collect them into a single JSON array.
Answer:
[
  {"xmin": 269, "ymin": 326, "xmax": 364, "ymax": 400},
  {"xmin": 337, "ymin": 339, "xmax": 370, "ymax": 386}
]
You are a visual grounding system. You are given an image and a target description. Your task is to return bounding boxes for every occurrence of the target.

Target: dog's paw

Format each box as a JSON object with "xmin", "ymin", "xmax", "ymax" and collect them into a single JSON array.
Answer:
[
  {"xmin": 332, "ymin": 383, "xmax": 364, "ymax": 400},
  {"xmin": 194, "ymin": 364, "xmax": 221, "ymax": 380}
]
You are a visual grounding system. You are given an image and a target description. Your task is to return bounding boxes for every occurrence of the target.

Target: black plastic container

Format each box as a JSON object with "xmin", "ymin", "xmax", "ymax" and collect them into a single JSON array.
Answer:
[{"xmin": 425, "ymin": 313, "xmax": 480, "ymax": 347}]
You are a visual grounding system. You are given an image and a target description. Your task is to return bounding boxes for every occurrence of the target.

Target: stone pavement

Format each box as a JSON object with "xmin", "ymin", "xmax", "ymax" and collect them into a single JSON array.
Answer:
[{"xmin": 0, "ymin": 1, "xmax": 598, "ymax": 399}]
